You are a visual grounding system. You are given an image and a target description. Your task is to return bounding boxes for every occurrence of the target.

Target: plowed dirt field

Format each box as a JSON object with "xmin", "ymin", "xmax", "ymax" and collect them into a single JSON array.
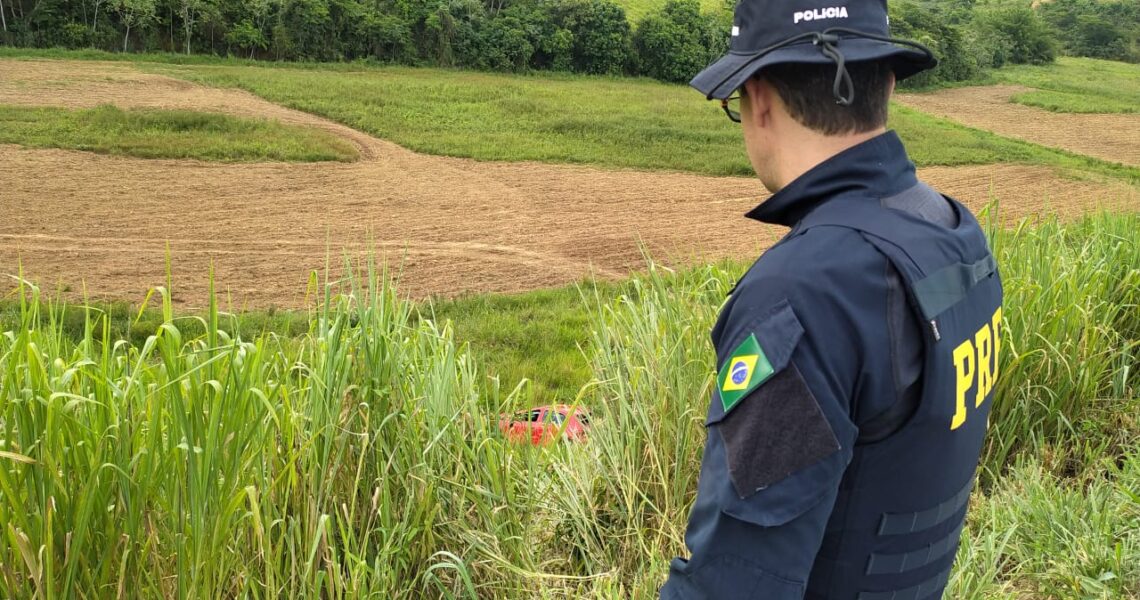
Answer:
[
  {"xmin": 896, "ymin": 85, "xmax": 1140, "ymax": 167},
  {"xmin": 1, "ymin": 60, "xmax": 1136, "ymax": 308}
]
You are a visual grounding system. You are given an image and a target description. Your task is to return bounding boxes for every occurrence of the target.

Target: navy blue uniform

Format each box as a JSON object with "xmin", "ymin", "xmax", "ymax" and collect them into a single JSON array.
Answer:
[{"xmin": 661, "ymin": 132, "xmax": 1002, "ymax": 599}]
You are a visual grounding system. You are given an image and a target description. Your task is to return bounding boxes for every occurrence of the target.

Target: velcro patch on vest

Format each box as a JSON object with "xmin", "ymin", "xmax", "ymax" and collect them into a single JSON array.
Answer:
[{"xmin": 718, "ymin": 363, "xmax": 841, "ymax": 498}]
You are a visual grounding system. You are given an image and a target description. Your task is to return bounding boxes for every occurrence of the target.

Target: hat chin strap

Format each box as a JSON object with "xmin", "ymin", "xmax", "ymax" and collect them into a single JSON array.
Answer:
[
  {"xmin": 713, "ymin": 28, "xmax": 935, "ymax": 106},
  {"xmin": 813, "ymin": 33, "xmax": 855, "ymax": 106},
  {"xmin": 817, "ymin": 28, "xmax": 935, "ymax": 106}
]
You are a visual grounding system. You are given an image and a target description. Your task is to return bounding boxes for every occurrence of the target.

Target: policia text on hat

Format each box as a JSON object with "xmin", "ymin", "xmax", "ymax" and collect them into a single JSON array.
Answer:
[{"xmin": 659, "ymin": 1, "xmax": 1003, "ymax": 599}]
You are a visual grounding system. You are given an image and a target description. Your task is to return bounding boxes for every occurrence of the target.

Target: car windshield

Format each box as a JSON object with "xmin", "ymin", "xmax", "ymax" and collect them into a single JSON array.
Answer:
[
  {"xmin": 546, "ymin": 411, "xmax": 566, "ymax": 425},
  {"xmin": 514, "ymin": 410, "xmax": 541, "ymax": 422}
]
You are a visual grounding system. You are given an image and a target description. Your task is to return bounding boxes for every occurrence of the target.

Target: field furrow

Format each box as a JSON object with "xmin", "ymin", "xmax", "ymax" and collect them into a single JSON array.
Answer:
[
  {"xmin": 897, "ymin": 85, "xmax": 1140, "ymax": 167},
  {"xmin": 1, "ymin": 60, "xmax": 1136, "ymax": 308}
]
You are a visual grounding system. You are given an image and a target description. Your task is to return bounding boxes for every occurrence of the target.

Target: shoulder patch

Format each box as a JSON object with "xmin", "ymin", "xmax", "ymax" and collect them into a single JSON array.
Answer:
[
  {"xmin": 719, "ymin": 363, "xmax": 842, "ymax": 498},
  {"xmin": 706, "ymin": 298, "xmax": 804, "ymax": 426},
  {"xmin": 717, "ymin": 333, "xmax": 774, "ymax": 413}
]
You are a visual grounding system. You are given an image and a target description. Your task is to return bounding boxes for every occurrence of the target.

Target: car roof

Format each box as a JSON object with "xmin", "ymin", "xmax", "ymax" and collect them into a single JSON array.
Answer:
[{"xmin": 537, "ymin": 404, "xmax": 590, "ymax": 414}]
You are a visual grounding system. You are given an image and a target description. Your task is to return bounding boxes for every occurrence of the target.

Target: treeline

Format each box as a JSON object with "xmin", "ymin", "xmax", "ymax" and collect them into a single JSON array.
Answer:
[
  {"xmin": 0, "ymin": 0, "xmax": 727, "ymax": 77},
  {"xmin": 0, "ymin": 0, "xmax": 1137, "ymax": 85},
  {"xmin": 893, "ymin": 0, "xmax": 1140, "ymax": 88},
  {"xmin": 1037, "ymin": 0, "xmax": 1140, "ymax": 63}
]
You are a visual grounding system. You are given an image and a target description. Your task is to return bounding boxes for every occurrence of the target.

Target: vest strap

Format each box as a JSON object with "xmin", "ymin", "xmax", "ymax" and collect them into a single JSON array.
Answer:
[
  {"xmin": 878, "ymin": 478, "xmax": 974, "ymax": 536},
  {"xmin": 866, "ymin": 520, "xmax": 965, "ymax": 575},
  {"xmin": 855, "ymin": 564, "xmax": 952, "ymax": 600},
  {"xmin": 911, "ymin": 254, "xmax": 998, "ymax": 320}
]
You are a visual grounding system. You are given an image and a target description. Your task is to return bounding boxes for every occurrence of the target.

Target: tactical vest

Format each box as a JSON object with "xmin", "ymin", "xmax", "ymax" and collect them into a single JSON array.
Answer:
[{"xmin": 795, "ymin": 188, "xmax": 1003, "ymax": 600}]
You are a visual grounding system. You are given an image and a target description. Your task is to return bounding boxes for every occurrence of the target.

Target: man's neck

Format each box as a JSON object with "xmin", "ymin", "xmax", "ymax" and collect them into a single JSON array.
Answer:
[{"xmin": 771, "ymin": 127, "xmax": 887, "ymax": 192}]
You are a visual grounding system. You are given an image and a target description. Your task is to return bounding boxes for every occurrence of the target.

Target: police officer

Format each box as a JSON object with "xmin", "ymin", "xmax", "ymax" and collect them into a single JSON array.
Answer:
[{"xmin": 660, "ymin": 1, "xmax": 1003, "ymax": 598}]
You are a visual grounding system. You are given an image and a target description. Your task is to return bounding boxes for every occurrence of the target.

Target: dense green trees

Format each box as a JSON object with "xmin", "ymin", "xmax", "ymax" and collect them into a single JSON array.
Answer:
[
  {"xmin": 0, "ymin": 0, "xmax": 638, "ymax": 71},
  {"xmin": 1039, "ymin": 0, "xmax": 1140, "ymax": 62},
  {"xmin": 1, "ymin": 0, "xmax": 1136, "ymax": 84},
  {"xmin": 890, "ymin": 1, "xmax": 984, "ymax": 85},
  {"xmin": 887, "ymin": 0, "xmax": 1066, "ymax": 86},
  {"xmin": 633, "ymin": 0, "xmax": 727, "ymax": 83},
  {"xmin": 972, "ymin": 4, "xmax": 1057, "ymax": 66}
]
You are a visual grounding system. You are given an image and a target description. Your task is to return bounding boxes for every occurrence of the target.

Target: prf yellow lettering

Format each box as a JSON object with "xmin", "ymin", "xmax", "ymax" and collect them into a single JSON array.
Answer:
[
  {"xmin": 951, "ymin": 306, "xmax": 1003, "ymax": 430},
  {"xmin": 951, "ymin": 340, "xmax": 974, "ymax": 431},
  {"xmin": 991, "ymin": 307, "xmax": 1002, "ymax": 383},
  {"xmin": 974, "ymin": 324, "xmax": 992, "ymax": 408}
]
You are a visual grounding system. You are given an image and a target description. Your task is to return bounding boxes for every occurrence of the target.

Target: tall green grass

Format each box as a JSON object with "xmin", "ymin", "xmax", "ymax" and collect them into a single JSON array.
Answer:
[
  {"xmin": 0, "ymin": 104, "xmax": 358, "ymax": 162},
  {"xmin": 545, "ymin": 264, "xmax": 729, "ymax": 595},
  {"xmin": 2, "ymin": 213, "xmax": 1138, "ymax": 598},
  {"xmin": 949, "ymin": 452, "xmax": 1140, "ymax": 599},
  {"xmin": 0, "ymin": 263, "xmax": 543, "ymax": 598},
  {"xmin": 985, "ymin": 214, "xmax": 1140, "ymax": 481}
]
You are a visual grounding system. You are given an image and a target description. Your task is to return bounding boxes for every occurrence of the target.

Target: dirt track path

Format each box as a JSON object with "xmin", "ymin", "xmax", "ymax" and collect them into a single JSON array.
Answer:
[
  {"xmin": 896, "ymin": 85, "xmax": 1140, "ymax": 168},
  {"xmin": 1, "ymin": 60, "xmax": 1136, "ymax": 309}
]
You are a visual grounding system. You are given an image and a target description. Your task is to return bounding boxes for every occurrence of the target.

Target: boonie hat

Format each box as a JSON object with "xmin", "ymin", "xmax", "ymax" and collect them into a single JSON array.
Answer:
[{"xmin": 691, "ymin": 0, "xmax": 937, "ymax": 104}]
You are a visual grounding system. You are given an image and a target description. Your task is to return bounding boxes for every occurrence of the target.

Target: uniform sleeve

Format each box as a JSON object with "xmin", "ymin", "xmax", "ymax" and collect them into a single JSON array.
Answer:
[{"xmin": 662, "ymin": 228, "xmax": 893, "ymax": 599}]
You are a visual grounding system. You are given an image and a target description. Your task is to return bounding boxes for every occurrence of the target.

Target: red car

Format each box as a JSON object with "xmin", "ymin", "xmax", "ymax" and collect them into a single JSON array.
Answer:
[{"xmin": 499, "ymin": 404, "xmax": 591, "ymax": 445}]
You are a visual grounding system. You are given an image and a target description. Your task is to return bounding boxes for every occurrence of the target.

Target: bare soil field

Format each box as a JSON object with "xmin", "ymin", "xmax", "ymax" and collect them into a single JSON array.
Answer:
[
  {"xmin": 897, "ymin": 85, "xmax": 1140, "ymax": 167},
  {"xmin": 1, "ymin": 60, "xmax": 1136, "ymax": 308}
]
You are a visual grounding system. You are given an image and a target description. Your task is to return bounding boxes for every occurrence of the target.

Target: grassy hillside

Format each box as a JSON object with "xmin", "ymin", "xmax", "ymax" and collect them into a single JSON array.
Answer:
[
  {"xmin": 2, "ymin": 52, "xmax": 1137, "ymax": 180},
  {"xmin": 151, "ymin": 61, "xmax": 1138, "ymax": 181},
  {"xmin": 994, "ymin": 56, "xmax": 1140, "ymax": 114}
]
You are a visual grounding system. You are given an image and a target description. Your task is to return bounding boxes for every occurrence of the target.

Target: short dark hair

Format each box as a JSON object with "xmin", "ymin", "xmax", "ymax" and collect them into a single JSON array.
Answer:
[{"xmin": 758, "ymin": 61, "xmax": 893, "ymax": 135}]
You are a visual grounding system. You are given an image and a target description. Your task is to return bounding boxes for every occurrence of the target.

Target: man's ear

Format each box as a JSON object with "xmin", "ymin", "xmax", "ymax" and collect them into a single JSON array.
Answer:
[{"xmin": 742, "ymin": 76, "xmax": 772, "ymax": 128}]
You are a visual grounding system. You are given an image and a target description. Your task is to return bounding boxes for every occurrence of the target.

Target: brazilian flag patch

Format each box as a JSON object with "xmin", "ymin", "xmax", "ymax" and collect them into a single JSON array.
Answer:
[{"xmin": 718, "ymin": 333, "xmax": 775, "ymax": 414}]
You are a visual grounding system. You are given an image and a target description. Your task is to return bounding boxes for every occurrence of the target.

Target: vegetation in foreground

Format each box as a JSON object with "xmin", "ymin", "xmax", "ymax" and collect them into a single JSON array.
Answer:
[
  {"xmin": 995, "ymin": 57, "xmax": 1140, "ymax": 114},
  {"xmin": 0, "ymin": 104, "xmax": 359, "ymax": 162},
  {"xmin": 1, "ymin": 212, "xmax": 1137, "ymax": 598}
]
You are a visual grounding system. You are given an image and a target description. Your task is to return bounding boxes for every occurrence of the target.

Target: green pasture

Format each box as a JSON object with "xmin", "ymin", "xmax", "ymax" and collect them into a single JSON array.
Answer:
[
  {"xmin": 1, "ymin": 212, "xmax": 1138, "ymax": 598},
  {"xmin": 994, "ymin": 56, "xmax": 1140, "ymax": 114},
  {"xmin": 147, "ymin": 61, "xmax": 1138, "ymax": 181},
  {"xmin": 1, "ymin": 53, "xmax": 1137, "ymax": 180},
  {"xmin": 159, "ymin": 62, "xmax": 760, "ymax": 175},
  {"xmin": 0, "ymin": 104, "xmax": 358, "ymax": 162}
]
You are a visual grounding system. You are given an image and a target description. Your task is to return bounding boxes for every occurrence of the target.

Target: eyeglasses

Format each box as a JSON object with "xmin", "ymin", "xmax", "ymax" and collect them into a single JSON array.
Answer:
[{"xmin": 721, "ymin": 95, "xmax": 741, "ymax": 123}]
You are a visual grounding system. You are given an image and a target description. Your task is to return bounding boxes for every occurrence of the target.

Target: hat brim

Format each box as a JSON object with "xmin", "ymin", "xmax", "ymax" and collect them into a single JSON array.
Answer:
[{"xmin": 691, "ymin": 37, "xmax": 937, "ymax": 100}]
